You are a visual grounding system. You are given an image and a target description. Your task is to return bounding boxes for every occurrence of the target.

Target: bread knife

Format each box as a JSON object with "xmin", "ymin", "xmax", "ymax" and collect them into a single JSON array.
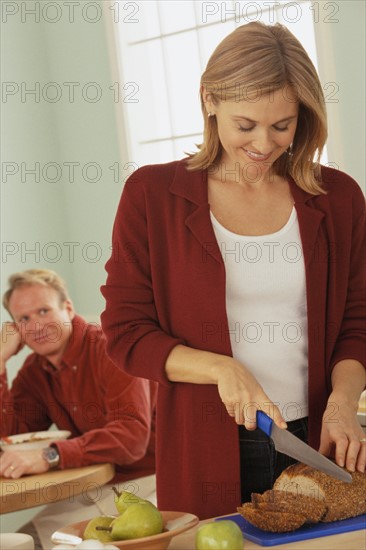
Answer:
[{"xmin": 257, "ymin": 411, "xmax": 352, "ymax": 483}]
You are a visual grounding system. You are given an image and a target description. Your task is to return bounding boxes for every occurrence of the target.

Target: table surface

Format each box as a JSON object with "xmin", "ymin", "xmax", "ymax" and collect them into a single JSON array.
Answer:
[
  {"xmin": 169, "ymin": 517, "xmax": 366, "ymax": 550},
  {"xmin": 0, "ymin": 462, "xmax": 115, "ymax": 514}
]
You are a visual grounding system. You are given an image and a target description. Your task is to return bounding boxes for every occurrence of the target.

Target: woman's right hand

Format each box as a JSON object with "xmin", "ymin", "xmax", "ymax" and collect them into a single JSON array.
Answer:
[
  {"xmin": 165, "ymin": 344, "xmax": 287, "ymax": 430},
  {"xmin": 215, "ymin": 357, "xmax": 287, "ymax": 430}
]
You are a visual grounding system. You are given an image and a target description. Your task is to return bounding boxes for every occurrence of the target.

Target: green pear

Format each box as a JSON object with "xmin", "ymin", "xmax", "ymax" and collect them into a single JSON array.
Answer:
[
  {"xmin": 112, "ymin": 487, "xmax": 146, "ymax": 515},
  {"xmin": 83, "ymin": 515, "xmax": 116, "ymax": 543},
  {"xmin": 110, "ymin": 502, "xmax": 163, "ymax": 540}
]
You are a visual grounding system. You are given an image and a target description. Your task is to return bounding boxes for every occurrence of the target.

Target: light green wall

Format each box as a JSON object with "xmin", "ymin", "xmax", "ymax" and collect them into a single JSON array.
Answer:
[
  {"xmin": 40, "ymin": 9, "xmax": 123, "ymax": 317},
  {"xmin": 1, "ymin": 0, "xmax": 122, "ymax": 324},
  {"xmin": 314, "ymin": 0, "xmax": 365, "ymax": 189},
  {"xmin": 335, "ymin": 1, "xmax": 365, "ymax": 187},
  {"xmin": 1, "ymin": 8, "xmax": 68, "ymax": 279}
]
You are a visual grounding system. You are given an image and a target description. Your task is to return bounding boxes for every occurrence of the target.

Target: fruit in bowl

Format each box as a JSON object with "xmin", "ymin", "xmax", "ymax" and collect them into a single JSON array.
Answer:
[
  {"xmin": 83, "ymin": 490, "xmax": 163, "ymax": 544},
  {"xmin": 52, "ymin": 511, "xmax": 199, "ymax": 549},
  {"xmin": 97, "ymin": 502, "xmax": 164, "ymax": 541},
  {"xmin": 112, "ymin": 488, "xmax": 147, "ymax": 514},
  {"xmin": 83, "ymin": 516, "xmax": 116, "ymax": 543}
]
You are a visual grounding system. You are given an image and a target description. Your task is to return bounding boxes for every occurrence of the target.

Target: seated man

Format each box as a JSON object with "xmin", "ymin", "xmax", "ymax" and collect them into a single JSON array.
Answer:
[{"xmin": 0, "ymin": 269, "xmax": 156, "ymax": 547}]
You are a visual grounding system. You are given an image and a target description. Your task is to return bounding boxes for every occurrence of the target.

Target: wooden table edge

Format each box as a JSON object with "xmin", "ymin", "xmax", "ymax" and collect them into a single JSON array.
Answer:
[{"xmin": 0, "ymin": 463, "xmax": 115, "ymax": 514}]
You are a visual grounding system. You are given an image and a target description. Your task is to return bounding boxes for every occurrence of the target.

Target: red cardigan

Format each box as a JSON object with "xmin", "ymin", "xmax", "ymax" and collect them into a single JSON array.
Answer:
[{"xmin": 101, "ymin": 159, "xmax": 365, "ymax": 519}]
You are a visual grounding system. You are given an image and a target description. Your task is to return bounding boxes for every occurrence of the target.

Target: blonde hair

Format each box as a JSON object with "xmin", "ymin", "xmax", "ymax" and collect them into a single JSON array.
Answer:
[
  {"xmin": 3, "ymin": 269, "xmax": 70, "ymax": 312},
  {"xmin": 187, "ymin": 22, "xmax": 328, "ymax": 194}
]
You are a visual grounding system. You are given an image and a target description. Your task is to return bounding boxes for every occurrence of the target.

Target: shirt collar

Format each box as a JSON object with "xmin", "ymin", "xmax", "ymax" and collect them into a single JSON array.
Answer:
[{"xmin": 40, "ymin": 314, "xmax": 87, "ymax": 372}]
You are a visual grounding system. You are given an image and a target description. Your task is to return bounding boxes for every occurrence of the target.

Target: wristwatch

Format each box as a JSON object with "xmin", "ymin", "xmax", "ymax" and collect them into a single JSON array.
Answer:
[{"xmin": 42, "ymin": 446, "xmax": 60, "ymax": 469}]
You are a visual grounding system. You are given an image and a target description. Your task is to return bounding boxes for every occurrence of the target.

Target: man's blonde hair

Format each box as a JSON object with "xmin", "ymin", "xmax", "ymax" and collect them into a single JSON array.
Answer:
[{"xmin": 3, "ymin": 269, "xmax": 70, "ymax": 312}]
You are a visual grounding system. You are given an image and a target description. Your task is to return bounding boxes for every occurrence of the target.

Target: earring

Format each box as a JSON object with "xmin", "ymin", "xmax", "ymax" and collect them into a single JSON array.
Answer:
[{"xmin": 208, "ymin": 112, "xmax": 214, "ymax": 118}]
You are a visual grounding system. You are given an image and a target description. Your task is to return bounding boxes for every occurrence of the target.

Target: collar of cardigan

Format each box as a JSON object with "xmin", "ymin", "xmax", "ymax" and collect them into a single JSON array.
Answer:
[{"xmin": 169, "ymin": 158, "xmax": 317, "ymax": 206}]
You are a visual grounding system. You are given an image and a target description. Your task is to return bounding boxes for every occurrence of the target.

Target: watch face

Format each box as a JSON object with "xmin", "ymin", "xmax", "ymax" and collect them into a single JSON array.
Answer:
[
  {"xmin": 47, "ymin": 448, "xmax": 59, "ymax": 460},
  {"xmin": 43, "ymin": 446, "xmax": 60, "ymax": 467}
]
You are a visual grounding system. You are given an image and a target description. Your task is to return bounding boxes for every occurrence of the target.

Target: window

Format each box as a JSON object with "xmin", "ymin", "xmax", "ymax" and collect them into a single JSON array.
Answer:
[{"xmin": 111, "ymin": 0, "xmax": 327, "ymax": 166}]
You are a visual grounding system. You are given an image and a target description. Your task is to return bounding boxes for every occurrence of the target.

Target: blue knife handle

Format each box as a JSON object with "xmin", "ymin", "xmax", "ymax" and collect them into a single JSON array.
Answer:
[{"xmin": 256, "ymin": 411, "xmax": 273, "ymax": 436}]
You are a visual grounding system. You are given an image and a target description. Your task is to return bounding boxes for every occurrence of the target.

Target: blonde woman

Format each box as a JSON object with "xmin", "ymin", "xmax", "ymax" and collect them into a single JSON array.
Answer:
[{"xmin": 101, "ymin": 22, "xmax": 365, "ymax": 519}]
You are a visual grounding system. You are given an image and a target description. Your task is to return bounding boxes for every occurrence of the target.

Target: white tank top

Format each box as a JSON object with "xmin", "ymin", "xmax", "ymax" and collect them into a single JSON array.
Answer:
[{"xmin": 211, "ymin": 207, "xmax": 308, "ymax": 421}]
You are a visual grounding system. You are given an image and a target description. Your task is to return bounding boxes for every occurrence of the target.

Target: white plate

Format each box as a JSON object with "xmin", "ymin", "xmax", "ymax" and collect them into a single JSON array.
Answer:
[
  {"xmin": 0, "ymin": 430, "xmax": 71, "ymax": 451},
  {"xmin": 357, "ymin": 411, "xmax": 366, "ymax": 427}
]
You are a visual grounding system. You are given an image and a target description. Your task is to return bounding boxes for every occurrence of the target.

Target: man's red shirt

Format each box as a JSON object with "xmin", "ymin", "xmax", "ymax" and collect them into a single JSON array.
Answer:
[{"xmin": 0, "ymin": 315, "xmax": 156, "ymax": 481}]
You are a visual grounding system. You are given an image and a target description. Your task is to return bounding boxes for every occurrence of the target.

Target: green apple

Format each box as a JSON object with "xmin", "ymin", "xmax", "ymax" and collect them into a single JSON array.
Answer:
[
  {"xmin": 83, "ymin": 515, "xmax": 115, "ymax": 543},
  {"xmin": 195, "ymin": 520, "xmax": 244, "ymax": 549},
  {"xmin": 110, "ymin": 501, "xmax": 163, "ymax": 540},
  {"xmin": 112, "ymin": 487, "xmax": 146, "ymax": 514}
]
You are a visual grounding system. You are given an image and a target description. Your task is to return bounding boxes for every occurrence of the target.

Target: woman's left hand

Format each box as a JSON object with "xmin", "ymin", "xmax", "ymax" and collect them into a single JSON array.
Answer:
[{"xmin": 319, "ymin": 396, "xmax": 366, "ymax": 473}]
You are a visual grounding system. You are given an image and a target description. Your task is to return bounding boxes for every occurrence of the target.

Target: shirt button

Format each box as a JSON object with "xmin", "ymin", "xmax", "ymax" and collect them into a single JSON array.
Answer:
[
  {"xmin": 73, "ymin": 406, "xmax": 77, "ymax": 411},
  {"xmin": 72, "ymin": 365, "xmax": 78, "ymax": 371}
]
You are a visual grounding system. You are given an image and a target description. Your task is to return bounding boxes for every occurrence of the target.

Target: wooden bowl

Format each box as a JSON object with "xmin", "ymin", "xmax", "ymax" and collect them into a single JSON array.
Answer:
[{"xmin": 51, "ymin": 511, "xmax": 199, "ymax": 550}]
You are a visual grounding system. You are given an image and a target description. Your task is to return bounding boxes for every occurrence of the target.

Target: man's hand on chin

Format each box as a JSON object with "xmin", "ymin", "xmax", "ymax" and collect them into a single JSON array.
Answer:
[{"xmin": 0, "ymin": 449, "xmax": 50, "ymax": 479}]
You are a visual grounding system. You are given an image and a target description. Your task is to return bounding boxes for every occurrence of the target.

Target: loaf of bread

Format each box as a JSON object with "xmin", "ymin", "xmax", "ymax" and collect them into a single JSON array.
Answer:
[
  {"xmin": 238, "ymin": 462, "xmax": 366, "ymax": 532},
  {"xmin": 238, "ymin": 490, "xmax": 327, "ymax": 532},
  {"xmin": 274, "ymin": 462, "xmax": 366, "ymax": 522}
]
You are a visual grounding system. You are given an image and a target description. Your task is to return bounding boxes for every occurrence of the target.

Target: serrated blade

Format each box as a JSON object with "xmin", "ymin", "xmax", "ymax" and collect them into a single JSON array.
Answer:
[{"xmin": 271, "ymin": 423, "xmax": 352, "ymax": 483}]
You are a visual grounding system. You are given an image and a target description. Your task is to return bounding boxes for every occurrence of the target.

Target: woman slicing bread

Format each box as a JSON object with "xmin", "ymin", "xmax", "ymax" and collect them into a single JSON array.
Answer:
[{"xmin": 101, "ymin": 22, "xmax": 365, "ymax": 520}]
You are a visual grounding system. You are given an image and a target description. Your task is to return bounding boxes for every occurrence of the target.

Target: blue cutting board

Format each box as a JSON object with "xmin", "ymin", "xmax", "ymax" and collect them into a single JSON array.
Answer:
[{"xmin": 215, "ymin": 513, "xmax": 366, "ymax": 546}]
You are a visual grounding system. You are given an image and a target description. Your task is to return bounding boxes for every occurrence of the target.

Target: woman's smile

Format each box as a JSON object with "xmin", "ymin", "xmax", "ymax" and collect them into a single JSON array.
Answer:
[{"xmin": 242, "ymin": 148, "xmax": 273, "ymax": 162}]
